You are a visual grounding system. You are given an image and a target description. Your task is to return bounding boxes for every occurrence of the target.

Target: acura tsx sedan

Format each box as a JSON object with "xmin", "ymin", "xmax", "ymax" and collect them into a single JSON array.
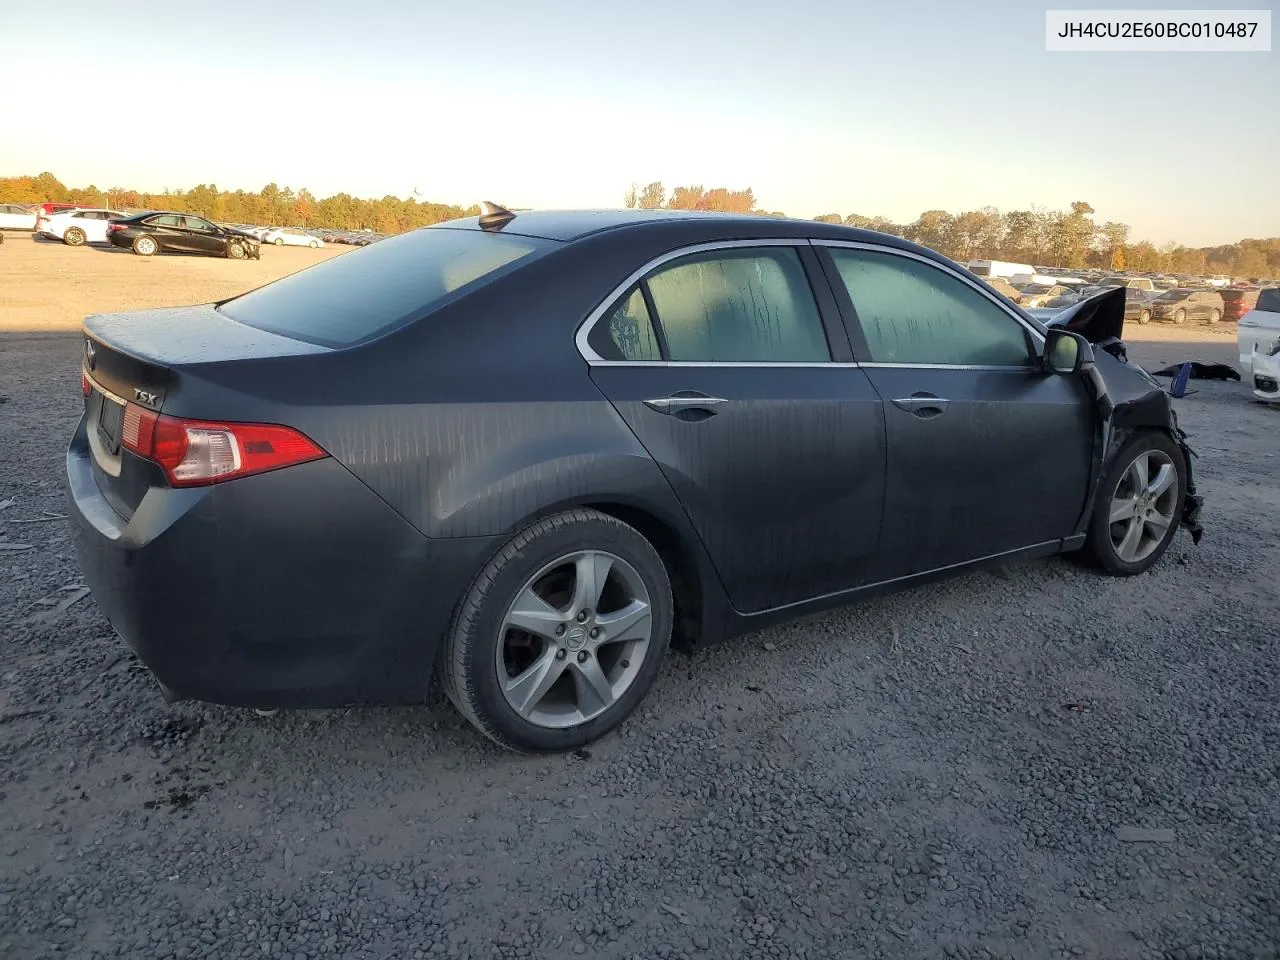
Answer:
[{"xmin": 67, "ymin": 206, "xmax": 1204, "ymax": 752}]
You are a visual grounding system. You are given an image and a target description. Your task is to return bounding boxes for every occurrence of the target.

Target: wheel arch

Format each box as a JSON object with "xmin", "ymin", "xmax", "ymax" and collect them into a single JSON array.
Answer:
[{"xmin": 492, "ymin": 494, "xmax": 725, "ymax": 649}]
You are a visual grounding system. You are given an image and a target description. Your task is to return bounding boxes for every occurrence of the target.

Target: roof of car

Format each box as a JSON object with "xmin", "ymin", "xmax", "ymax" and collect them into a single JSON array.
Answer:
[{"xmin": 429, "ymin": 208, "xmax": 945, "ymax": 261}]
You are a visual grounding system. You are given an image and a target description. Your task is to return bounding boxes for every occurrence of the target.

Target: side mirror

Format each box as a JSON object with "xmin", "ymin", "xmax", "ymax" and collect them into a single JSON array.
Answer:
[{"xmin": 1043, "ymin": 328, "xmax": 1094, "ymax": 375}]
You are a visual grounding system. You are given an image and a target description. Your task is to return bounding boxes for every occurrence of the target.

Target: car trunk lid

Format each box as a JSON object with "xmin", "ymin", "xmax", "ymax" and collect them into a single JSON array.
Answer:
[{"xmin": 82, "ymin": 305, "xmax": 331, "ymax": 519}]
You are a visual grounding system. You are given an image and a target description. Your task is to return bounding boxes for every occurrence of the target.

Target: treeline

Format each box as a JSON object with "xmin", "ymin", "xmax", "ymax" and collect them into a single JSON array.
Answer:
[
  {"xmin": 3, "ymin": 173, "xmax": 1276, "ymax": 278},
  {"xmin": 0, "ymin": 172, "xmax": 477, "ymax": 233},
  {"xmin": 626, "ymin": 181, "xmax": 1279, "ymax": 279}
]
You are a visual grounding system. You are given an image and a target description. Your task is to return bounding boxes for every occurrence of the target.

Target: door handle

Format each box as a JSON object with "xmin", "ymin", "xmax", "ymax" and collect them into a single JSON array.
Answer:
[
  {"xmin": 643, "ymin": 394, "xmax": 728, "ymax": 416},
  {"xmin": 891, "ymin": 394, "xmax": 951, "ymax": 417}
]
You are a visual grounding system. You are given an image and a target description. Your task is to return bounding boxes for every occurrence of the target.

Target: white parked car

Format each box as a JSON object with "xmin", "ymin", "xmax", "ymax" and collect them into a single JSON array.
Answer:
[
  {"xmin": 1206, "ymin": 275, "xmax": 1232, "ymax": 288},
  {"xmin": 1238, "ymin": 288, "xmax": 1280, "ymax": 401},
  {"xmin": 263, "ymin": 228, "xmax": 323, "ymax": 248},
  {"xmin": 0, "ymin": 203, "xmax": 37, "ymax": 230},
  {"xmin": 40, "ymin": 208, "xmax": 128, "ymax": 246}
]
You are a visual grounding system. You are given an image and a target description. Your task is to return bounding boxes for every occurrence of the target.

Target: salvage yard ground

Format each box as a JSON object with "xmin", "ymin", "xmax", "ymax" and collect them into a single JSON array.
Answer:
[{"xmin": 1, "ymin": 231, "xmax": 1278, "ymax": 959}]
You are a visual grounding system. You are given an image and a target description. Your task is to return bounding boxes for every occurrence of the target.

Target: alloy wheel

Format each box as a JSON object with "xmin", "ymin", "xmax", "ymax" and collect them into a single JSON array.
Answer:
[
  {"xmin": 496, "ymin": 550, "xmax": 653, "ymax": 729},
  {"xmin": 1107, "ymin": 449, "xmax": 1178, "ymax": 564}
]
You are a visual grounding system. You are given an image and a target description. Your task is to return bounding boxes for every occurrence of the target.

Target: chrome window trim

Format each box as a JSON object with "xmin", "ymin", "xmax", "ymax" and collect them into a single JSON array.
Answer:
[
  {"xmin": 812, "ymin": 238, "xmax": 1048, "ymax": 348},
  {"xmin": 859, "ymin": 362, "xmax": 1039, "ymax": 372},
  {"xmin": 574, "ymin": 361, "xmax": 863, "ymax": 369},
  {"xmin": 574, "ymin": 238, "xmax": 844, "ymax": 367}
]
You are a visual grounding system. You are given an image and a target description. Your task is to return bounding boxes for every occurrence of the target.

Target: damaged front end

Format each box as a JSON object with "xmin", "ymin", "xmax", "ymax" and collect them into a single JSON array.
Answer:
[
  {"xmin": 1250, "ymin": 344, "xmax": 1280, "ymax": 403},
  {"xmin": 226, "ymin": 230, "xmax": 262, "ymax": 260},
  {"xmin": 1043, "ymin": 288, "xmax": 1205, "ymax": 545}
]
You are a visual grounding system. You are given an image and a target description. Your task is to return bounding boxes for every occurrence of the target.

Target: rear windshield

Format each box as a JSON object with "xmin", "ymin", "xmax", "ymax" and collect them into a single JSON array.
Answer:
[
  {"xmin": 1157, "ymin": 290, "xmax": 1190, "ymax": 300},
  {"xmin": 1257, "ymin": 288, "xmax": 1280, "ymax": 312},
  {"xmin": 220, "ymin": 227, "xmax": 554, "ymax": 347}
]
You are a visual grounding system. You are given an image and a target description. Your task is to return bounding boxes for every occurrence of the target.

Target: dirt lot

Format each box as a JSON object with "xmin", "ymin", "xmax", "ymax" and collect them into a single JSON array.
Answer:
[
  {"xmin": 1, "ymin": 236, "xmax": 1278, "ymax": 960},
  {"xmin": 0, "ymin": 232, "xmax": 348, "ymax": 332}
]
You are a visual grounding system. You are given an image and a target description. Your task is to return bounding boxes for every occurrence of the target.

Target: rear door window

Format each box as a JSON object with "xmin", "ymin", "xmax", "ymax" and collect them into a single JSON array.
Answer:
[
  {"xmin": 643, "ymin": 248, "xmax": 830, "ymax": 362},
  {"xmin": 220, "ymin": 227, "xmax": 554, "ymax": 347}
]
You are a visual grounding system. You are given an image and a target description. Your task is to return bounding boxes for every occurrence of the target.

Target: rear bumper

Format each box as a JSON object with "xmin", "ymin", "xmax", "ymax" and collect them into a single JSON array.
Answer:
[{"xmin": 65, "ymin": 417, "xmax": 500, "ymax": 708}]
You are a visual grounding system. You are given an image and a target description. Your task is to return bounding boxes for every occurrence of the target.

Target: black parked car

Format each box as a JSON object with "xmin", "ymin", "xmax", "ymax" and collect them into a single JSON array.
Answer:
[
  {"xmin": 67, "ymin": 207, "xmax": 1203, "ymax": 752},
  {"xmin": 1150, "ymin": 288, "xmax": 1225, "ymax": 324},
  {"xmin": 106, "ymin": 211, "xmax": 261, "ymax": 259}
]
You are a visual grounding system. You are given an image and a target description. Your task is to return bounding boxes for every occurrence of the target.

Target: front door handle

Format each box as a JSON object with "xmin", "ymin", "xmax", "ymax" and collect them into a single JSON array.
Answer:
[
  {"xmin": 891, "ymin": 394, "xmax": 951, "ymax": 418},
  {"xmin": 643, "ymin": 394, "xmax": 728, "ymax": 417}
]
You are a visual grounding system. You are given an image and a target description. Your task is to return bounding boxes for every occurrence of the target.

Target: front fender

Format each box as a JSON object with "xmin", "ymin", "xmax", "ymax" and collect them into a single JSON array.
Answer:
[{"xmin": 1095, "ymin": 355, "xmax": 1205, "ymax": 545}]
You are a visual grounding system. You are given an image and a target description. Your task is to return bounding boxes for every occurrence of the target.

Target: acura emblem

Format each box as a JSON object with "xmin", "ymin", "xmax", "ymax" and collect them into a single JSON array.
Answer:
[{"xmin": 85, "ymin": 339, "xmax": 96, "ymax": 369}]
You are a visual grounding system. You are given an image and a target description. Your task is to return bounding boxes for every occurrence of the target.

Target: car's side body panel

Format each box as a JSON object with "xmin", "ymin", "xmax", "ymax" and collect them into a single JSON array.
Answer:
[{"xmin": 66, "ymin": 212, "xmax": 1205, "ymax": 716}]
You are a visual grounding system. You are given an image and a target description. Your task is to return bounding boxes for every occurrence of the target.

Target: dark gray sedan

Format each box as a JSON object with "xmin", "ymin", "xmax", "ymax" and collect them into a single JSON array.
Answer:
[{"xmin": 66, "ymin": 208, "xmax": 1204, "ymax": 751}]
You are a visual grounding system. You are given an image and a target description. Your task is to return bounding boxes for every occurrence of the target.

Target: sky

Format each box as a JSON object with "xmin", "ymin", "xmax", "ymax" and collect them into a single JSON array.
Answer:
[{"xmin": 3, "ymin": 0, "xmax": 1276, "ymax": 246}]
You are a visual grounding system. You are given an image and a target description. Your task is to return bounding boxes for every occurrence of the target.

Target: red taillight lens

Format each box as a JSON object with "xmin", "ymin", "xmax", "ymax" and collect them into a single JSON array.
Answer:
[
  {"xmin": 81, "ymin": 371, "xmax": 90, "ymax": 397},
  {"xmin": 106, "ymin": 223, "xmax": 125, "ymax": 233},
  {"xmin": 120, "ymin": 405, "xmax": 325, "ymax": 487}
]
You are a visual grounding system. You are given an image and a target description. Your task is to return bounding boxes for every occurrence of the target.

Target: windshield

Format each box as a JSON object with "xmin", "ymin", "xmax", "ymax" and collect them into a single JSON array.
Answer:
[{"xmin": 220, "ymin": 227, "xmax": 554, "ymax": 347}]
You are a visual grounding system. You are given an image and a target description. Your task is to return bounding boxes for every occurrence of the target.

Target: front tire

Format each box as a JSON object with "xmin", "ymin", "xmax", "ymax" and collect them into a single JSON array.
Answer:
[
  {"xmin": 1084, "ymin": 431, "xmax": 1186, "ymax": 576},
  {"xmin": 1138, "ymin": 309, "xmax": 1151, "ymax": 325},
  {"xmin": 1208, "ymin": 309, "xmax": 1221, "ymax": 324},
  {"xmin": 274, "ymin": 237, "xmax": 284, "ymax": 245},
  {"xmin": 439, "ymin": 509, "xmax": 674, "ymax": 752},
  {"xmin": 63, "ymin": 227, "xmax": 86, "ymax": 246},
  {"xmin": 226, "ymin": 241, "xmax": 247, "ymax": 260},
  {"xmin": 309, "ymin": 240, "xmax": 318, "ymax": 248},
  {"xmin": 1173, "ymin": 308, "xmax": 1187, "ymax": 324},
  {"xmin": 132, "ymin": 235, "xmax": 158, "ymax": 256}
]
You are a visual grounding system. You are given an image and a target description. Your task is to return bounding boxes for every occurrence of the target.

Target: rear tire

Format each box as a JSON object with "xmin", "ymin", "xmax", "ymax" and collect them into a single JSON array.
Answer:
[
  {"xmin": 274, "ymin": 237, "xmax": 284, "ymax": 245},
  {"xmin": 439, "ymin": 509, "xmax": 673, "ymax": 753},
  {"xmin": 63, "ymin": 227, "xmax": 86, "ymax": 246},
  {"xmin": 1084, "ymin": 431, "xmax": 1186, "ymax": 577},
  {"xmin": 132, "ymin": 235, "xmax": 158, "ymax": 257},
  {"xmin": 309, "ymin": 239, "xmax": 318, "ymax": 248}
]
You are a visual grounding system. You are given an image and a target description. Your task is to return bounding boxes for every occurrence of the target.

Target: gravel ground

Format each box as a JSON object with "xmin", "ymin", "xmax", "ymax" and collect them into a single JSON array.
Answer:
[{"xmin": 1, "ymin": 327, "xmax": 1278, "ymax": 960}]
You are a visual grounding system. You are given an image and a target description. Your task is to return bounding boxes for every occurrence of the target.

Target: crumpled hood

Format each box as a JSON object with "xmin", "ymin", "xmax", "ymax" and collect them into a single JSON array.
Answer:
[{"xmin": 1040, "ymin": 287, "xmax": 1126, "ymax": 344}]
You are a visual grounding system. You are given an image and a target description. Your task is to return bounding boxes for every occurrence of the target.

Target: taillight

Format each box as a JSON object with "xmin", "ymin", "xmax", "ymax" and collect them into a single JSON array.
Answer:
[
  {"xmin": 106, "ymin": 222, "xmax": 125, "ymax": 233},
  {"xmin": 120, "ymin": 405, "xmax": 326, "ymax": 487},
  {"xmin": 81, "ymin": 371, "xmax": 91, "ymax": 397}
]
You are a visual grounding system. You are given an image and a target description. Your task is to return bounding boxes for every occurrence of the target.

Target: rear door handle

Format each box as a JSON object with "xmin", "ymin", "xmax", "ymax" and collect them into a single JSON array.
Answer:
[
  {"xmin": 891, "ymin": 395, "xmax": 951, "ymax": 417},
  {"xmin": 643, "ymin": 394, "xmax": 728, "ymax": 416}
]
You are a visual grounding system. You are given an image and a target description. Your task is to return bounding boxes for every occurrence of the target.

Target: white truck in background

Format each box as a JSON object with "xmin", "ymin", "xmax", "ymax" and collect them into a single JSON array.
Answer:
[{"xmin": 967, "ymin": 260, "xmax": 1034, "ymax": 279}]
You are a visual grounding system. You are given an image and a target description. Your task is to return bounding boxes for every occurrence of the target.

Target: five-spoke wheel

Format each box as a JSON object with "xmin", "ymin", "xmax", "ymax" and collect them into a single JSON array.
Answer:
[
  {"xmin": 497, "ymin": 550, "xmax": 654, "ymax": 728},
  {"xmin": 1086, "ymin": 431, "xmax": 1187, "ymax": 575},
  {"xmin": 439, "ymin": 509, "xmax": 673, "ymax": 752}
]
